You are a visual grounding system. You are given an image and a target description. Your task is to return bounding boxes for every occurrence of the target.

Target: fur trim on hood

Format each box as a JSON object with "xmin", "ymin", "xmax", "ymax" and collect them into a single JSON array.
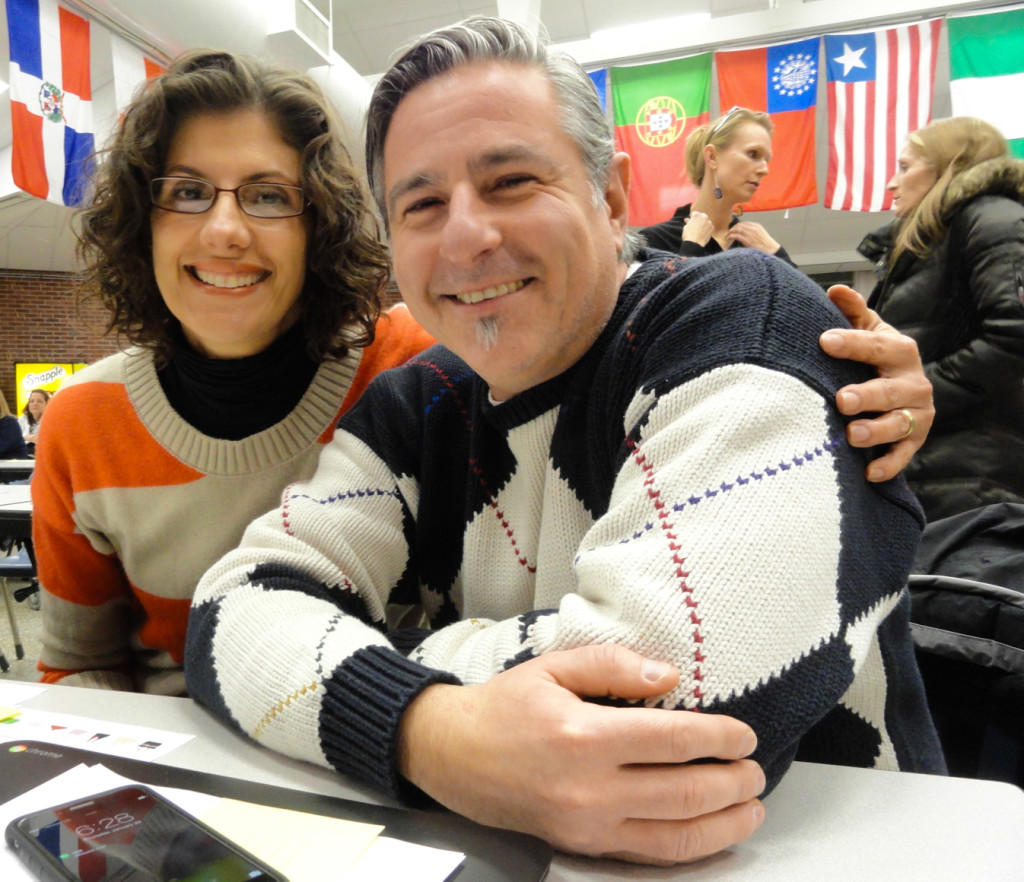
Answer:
[
  {"xmin": 941, "ymin": 156, "xmax": 1024, "ymax": 220},
  {"xmin": 858, "ymin": 157, "xmax": 1024, "ymax": 266}
]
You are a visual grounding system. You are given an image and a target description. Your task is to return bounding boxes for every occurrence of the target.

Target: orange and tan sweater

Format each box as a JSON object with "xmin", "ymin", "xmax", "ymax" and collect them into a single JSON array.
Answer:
[{"xmin": 32, "ymin": 306, "xmax": 434, "ymax": 694}]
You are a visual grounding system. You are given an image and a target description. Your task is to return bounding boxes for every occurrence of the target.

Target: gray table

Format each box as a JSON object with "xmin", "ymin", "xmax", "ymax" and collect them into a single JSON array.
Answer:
[
  {"xmin": 8, "ymin": 681, "xmax": 1024, "ymax": 881},
  {"xmin": 0, "ymin": 484, "xmax": 32, "ymax": 539},
  {"xmin": 0, "ymin": 460, "xmax": 33, "ymax": 484}
]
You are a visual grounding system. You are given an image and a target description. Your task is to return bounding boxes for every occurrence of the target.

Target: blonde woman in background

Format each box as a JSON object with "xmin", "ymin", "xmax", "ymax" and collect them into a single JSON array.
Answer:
[
  {"xmin": 639, "ymin": 106, "xmax": 796, "ymax": 266},
  {"xmin": 857, "ymin": 117, "xmax": 1024, "ymax": 521}
]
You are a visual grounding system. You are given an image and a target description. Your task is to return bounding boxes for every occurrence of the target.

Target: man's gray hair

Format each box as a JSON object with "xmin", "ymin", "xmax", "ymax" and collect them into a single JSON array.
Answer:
[{"xmin": 365, "ymin": 16, "xmax": 641, "ymax": 261}]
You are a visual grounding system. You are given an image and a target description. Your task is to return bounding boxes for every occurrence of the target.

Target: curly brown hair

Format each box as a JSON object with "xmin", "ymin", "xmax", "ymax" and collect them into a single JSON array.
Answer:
[{"xmin": 76, "ymin": 49, "xmax": 390, "ymax": 364}]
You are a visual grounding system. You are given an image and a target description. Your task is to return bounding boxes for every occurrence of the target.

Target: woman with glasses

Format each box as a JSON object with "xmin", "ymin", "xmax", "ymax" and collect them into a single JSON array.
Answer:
[
  {"xmin": 639, "ymin": 106, "xmax": 796, "ymax": 266},
  {"xmin": 31, "ymin": 50, "xmax": 435, "ymax": 693},
  {"xmin": 856, "ymin": 117, "xmax": 1024, "ymax": 521}
]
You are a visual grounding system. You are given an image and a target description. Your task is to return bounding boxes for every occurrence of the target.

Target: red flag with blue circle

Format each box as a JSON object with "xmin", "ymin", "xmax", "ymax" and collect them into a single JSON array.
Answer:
[{"xmin": 716, "ymin": 37, "xmax": 819, "ymax": 210}]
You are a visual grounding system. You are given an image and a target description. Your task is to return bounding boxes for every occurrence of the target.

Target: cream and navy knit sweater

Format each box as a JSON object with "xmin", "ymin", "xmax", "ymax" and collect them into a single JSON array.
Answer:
[{"xmin": 187, "ymin": 250, "xmax": 945, "ymax": 798}]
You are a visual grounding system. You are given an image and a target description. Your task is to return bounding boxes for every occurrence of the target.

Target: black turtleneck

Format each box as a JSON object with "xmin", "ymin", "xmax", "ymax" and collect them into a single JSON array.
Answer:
[{"xmin": 157, "ymin": 321, "xmax": 320, "ymax": 440}]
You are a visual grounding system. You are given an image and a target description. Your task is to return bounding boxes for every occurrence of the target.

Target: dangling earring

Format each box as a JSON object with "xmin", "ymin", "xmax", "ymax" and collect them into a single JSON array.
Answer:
[{"xmin": 713, "ymin": 171, "xmax": 723, "ymax": 200}]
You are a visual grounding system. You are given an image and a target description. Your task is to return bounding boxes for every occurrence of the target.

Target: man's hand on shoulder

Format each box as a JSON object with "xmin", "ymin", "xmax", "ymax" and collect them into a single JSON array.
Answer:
[
  {"xmin": 821, "ymin": 285, "xmax": 934, "ymax": 482},
  {"xmin": 397, "ymin": 644, "xmax": 765, "ymax": 865}
]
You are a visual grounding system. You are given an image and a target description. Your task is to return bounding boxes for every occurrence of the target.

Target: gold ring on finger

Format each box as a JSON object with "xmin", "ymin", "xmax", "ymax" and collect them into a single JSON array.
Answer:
[{"xmin": 898, "ymin": 408, "xmax": 915, "ymax": 440}]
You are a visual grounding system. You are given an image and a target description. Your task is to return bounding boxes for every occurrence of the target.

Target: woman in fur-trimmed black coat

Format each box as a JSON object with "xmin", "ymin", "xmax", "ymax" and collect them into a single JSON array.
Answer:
[{"xmin": 858, "ymin": 118, "xmax": 1024, "ymax": 521}]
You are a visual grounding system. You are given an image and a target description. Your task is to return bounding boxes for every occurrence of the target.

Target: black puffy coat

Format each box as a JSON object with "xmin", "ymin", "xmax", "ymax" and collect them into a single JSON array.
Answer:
[{"xmin": 858, "ymin": 158, "xmax": 1024, "ymax": 521}]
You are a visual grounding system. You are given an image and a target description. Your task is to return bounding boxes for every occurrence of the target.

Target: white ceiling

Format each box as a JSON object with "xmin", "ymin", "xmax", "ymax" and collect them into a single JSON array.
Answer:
[
  {"xmin": 0, "ymin": 0, "xmax": 1007, "ymax": 276},
  {"xmin": 331, "ymin": 0, "xmax": 771, "ymax": 76}
]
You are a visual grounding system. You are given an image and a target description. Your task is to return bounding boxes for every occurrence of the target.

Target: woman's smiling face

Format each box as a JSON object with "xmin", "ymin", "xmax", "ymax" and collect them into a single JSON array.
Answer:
[{"xmin": 150, "ymin": 110, "xmax": 308, "ymax": 358}]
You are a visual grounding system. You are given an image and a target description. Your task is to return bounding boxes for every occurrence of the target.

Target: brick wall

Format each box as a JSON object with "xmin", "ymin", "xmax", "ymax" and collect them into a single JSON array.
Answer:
[{"xmin": 0, "ymin": 270, "xmax": 121, "ymax": 410}]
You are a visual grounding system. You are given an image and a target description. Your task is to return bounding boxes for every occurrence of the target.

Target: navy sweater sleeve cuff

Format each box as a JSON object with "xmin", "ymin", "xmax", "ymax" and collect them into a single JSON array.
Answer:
[{"xmin": 318, "ymin": 644, "xmax": 461, "ymax": 802}]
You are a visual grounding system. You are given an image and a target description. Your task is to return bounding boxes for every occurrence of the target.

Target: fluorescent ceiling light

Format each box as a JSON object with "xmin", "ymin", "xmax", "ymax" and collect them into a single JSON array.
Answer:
[{"xmin": 590, "ymin": 12, "xmax": 712, "ymax": 43}]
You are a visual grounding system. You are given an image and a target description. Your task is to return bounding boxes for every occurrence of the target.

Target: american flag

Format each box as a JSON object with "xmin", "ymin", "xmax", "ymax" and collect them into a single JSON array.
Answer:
[{"xmin": 824, "ymin": 20, "xmax": 942, "ymax": 212}]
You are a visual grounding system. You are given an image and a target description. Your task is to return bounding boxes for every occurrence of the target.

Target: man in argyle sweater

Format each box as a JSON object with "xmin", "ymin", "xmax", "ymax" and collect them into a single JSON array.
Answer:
[{"xmin": 186, "ymin": 18, "xmax": 943, "ymax": 865}]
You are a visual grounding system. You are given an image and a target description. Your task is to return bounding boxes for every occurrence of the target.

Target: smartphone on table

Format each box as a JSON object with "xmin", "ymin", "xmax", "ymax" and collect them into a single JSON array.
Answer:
[{"xmin": 5, "ymin": 784, "xmax": 287, "ymax": 882}]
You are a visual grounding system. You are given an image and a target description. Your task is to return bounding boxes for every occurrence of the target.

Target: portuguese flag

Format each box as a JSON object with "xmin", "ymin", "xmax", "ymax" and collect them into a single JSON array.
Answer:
[{"xmin": 611, "ymin": 54, "xmax": 711, "ymax": 227}]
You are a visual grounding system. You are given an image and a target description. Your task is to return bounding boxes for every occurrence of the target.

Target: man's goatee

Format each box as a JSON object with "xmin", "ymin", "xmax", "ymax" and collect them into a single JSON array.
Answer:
[{"xmin": 476, "ymin": 316, "xmax": 500, "ymax": 350}]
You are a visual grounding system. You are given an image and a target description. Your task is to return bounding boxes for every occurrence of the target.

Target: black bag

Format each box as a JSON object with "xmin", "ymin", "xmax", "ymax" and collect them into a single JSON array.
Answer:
[{"xmin": 908, "ymin": 503, "xmax": 1024, "ymax": 786}]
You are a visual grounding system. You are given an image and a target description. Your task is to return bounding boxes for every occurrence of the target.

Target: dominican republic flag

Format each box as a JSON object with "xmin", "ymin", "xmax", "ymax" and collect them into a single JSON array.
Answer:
[
  {"xmin": 6, "ymin": 0, "xmax": 94, "ymax": 206},
  {"xmin": 715, "ymin": 37, "xmax": 819, "ymax": 212},
  {"xmin": 824, "ymin": 20, "xmax": 941, "ymax": 212}
]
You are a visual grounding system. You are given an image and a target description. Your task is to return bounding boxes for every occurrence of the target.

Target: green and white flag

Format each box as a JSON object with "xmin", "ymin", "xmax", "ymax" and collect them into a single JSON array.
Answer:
[{"xmin": 948, "ymin": 8, "xmax": 1024, "ymax": 159}]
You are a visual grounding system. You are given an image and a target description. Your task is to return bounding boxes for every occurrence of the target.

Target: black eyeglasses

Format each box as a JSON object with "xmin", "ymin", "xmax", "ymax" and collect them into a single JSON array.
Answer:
[{"xmin": 150, "ymin": 176, "xmax": 308, "ymax": 218}]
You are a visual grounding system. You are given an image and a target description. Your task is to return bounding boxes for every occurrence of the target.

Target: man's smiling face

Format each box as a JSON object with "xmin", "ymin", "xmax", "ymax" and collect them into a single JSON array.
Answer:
[{"xmin": 383, "ymin": 60, "xmax": 629, "ymax": 401}]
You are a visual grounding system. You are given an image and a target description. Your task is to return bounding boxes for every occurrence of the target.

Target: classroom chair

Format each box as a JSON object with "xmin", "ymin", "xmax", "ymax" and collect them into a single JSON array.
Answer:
[{"xmin": 0, "ymin": 543, "xmax": 36, "ymax": 671}]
